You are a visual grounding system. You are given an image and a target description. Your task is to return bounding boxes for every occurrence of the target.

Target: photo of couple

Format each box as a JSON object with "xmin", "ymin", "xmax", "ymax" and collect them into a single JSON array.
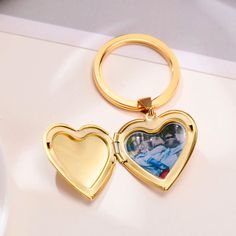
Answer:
[{"xmin": 126, "ymin": 123, "xmax": 186, "ymax": 179}]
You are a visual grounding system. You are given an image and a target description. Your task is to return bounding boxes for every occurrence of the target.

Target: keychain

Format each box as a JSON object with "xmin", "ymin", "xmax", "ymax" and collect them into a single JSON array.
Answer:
[{"xmin": 44, "ymin": 34, "xmax": 197, "ymax": 200}]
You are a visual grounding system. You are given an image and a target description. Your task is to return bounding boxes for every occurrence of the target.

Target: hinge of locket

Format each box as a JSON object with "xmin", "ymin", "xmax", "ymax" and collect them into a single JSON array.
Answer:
[
  {"xmin": 113, "ymin": 132, "xmax": 120, "ymax": 155},
  {"xmin": 112, "ymin": 133, "xmax": 125, "ymax": 163},
  {"xmin": 113, "ymin": 141, "xmax": 120, "ymax": 155}
]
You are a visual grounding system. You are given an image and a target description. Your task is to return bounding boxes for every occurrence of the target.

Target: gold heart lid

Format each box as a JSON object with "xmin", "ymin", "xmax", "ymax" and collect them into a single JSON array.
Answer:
[{"xmin": 44, "ymin": 124, "xmax": 115, "ymax": 200}]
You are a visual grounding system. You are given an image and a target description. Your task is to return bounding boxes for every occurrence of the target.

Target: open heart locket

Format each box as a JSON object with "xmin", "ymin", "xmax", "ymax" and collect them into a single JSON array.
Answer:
[{"xmin": 44, "ymin": 34, "xmax": 197, "ymax": 200}]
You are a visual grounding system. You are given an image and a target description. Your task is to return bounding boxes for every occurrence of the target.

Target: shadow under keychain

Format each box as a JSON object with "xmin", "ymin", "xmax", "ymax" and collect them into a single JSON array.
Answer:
[{"xmin": 44, "ymin": 34, "xmax": 198, "ymax": 200}]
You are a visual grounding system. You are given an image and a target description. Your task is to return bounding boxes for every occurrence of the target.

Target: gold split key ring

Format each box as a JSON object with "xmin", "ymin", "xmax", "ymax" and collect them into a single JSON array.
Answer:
[{"xmin": 93, "ymin": 34, "xmax": 180, "ymax": 112}]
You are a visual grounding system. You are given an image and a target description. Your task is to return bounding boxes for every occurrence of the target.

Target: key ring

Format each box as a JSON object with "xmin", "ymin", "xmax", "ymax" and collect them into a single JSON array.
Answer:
[{"xmin": 93, "ymin": 34, "xmax": 180, "ymax": 112}]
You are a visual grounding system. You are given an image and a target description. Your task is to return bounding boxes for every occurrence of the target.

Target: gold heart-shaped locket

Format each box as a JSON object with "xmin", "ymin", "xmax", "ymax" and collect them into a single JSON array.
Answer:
[
  {"xmin": 44, "ymin": 34, "xmax": 198, "ymax": 200},
  {"xmin": 115, "ymin": 110, "xmax": 197, "ymax": 191},
  {"xmin": 44, "ymin": 124, "xmax": 115, "ymax": 200}
]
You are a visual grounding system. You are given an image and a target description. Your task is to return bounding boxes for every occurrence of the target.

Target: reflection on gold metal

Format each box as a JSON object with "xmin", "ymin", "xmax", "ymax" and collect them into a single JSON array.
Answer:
[{"xmin": 44, "ymin": 124, "xmax": 115, "ymax": 200}]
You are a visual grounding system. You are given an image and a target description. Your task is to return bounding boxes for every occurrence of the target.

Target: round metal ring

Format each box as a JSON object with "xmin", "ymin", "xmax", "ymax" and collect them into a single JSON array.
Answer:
[{"xmin": 93, "ymin": 34, "xmax": 180, "ymax": 112}]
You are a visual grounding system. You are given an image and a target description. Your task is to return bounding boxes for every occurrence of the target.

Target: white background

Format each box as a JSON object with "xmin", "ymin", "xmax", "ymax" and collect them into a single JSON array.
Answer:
[
  {"xmin": 0, "ymin": 0, "xmax": 236, "ymax": 61},
  {"xmin": 0, "ymin": 6, "xmax": 236, "ymax": 236}
]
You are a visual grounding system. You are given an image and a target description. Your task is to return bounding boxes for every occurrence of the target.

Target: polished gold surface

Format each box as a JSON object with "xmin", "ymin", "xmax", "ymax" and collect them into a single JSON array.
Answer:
[
  {"xmin": 93, "ymin": 34, "xmax": 180, "ymax": 112},
  {"xmin": 114, "ymin": 110, "xmax": 197, "ymax": 191},
  {"xmin": 44, "ymin": 124, "xmax": 115, "ymax": 200}
]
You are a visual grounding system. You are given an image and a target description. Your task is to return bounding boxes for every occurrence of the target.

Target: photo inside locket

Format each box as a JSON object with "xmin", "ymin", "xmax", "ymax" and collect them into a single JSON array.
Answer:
[{"xmin": 125, "ymin": 123, "xmax": 186, "ymax": 179}]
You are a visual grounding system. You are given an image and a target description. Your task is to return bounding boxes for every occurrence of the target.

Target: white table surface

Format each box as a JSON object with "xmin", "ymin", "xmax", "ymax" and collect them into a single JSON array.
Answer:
[{"xmin": 0, "ymin": 31, "xmax": 236, "ymax": 236}]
